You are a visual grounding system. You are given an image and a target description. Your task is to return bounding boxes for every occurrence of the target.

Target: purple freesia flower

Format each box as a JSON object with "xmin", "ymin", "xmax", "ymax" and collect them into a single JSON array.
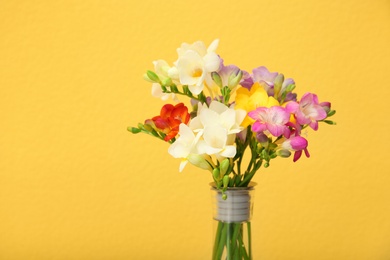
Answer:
[
  {"xmin": 252, "ymin": 66, "xmax": 278, "ymax": 89},
  {"xmin": 212, "ymin": 59, "xmax": 250, "ymax": 89},
  {"xmin": 241, "ymin": 66, "xmax": 278, "ymax": 91}
]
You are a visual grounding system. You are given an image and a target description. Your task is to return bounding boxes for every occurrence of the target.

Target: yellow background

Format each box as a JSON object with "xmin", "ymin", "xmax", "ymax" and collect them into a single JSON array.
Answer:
[{"xmin": 1, "ymin": 0, "xmax": 389, "ymax": 259}]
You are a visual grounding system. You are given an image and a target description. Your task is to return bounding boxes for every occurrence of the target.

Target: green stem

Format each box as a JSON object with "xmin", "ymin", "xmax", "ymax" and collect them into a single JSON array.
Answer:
[
  {"xmin": 237, "ymin": 233, "xmax": 250, "ymax": 260},
  {"xmin": 213, "ymin": 221, "xmax": 223, "ymax": 259},
  {"xmin": 230, "ymin": 223, "xmax": 241, "ymax": 257},
  {"xmin": 247, "ymin": 222, "xmax": 252, "ymax": 259},
  {"xmin": 215, "ymin": 222, "xmax": 228, "ymax": 260}
]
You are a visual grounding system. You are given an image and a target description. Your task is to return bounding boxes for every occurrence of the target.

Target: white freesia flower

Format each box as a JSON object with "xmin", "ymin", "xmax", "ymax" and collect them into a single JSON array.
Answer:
[
  {"xmin": 168, "ymin": 123, "xmax": 202, "ymax": 172},
  {"xmin": 169, "ymin": 101, "xmax": 246, "ymax": 172},
  {"xmin": 191, "ymin": 101, "xmax": 246, "ymax": 161},
  {"xmin": 190, "ymin": 101, "xmax": 246, "ymax": 135},
  {"xmin": 175, "ymin": 39, "xmax": 221, "ymax": 95},
  {"xmin": 151, "ymin": 60, "xmax": 179, "ymax": 101}
]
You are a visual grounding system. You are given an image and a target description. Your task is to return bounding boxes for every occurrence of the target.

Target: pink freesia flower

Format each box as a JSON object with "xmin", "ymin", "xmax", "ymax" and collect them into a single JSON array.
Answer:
[
  {"xmin": 248, "ymin": 106, "xmax": 290, "ymax": 137},
  {"xmin": 282, "ymin": 135, "xmax": 310, "ymax": 162},
  {"xmin": 320, "ymin": 101, "xmax": 331, "ymax": 113},
  {"xmin": 286, "ymin": 93, "xmax": 327, "ymax": 130}
]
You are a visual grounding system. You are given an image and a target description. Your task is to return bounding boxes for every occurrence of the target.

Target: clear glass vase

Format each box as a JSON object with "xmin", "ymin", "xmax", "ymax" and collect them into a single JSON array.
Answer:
[{"xmin": 210, "ymin": 183, "xmax": 256, "ymax": 260}]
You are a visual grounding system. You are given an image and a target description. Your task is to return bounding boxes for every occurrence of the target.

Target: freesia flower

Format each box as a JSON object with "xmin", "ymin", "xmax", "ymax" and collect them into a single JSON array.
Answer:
[
  {"xmin": 190, "ymin": 101, "xmax": 246, "ymax": 161},
  {"xmin": 168, "ymin": 101, "xmax": 246, "ymax": 171},
  {"xmin": 281, "ymin": 135, "xmax": 310, "ymax": 162},
  {"xmin": 147, "ymin": 60, "xmax": 179, "ymax": 101},
  {"xmin": 191, "ymin": 101, "xmax": 246, "ymax": 135},
  {"xmin": 240, "ymin": 66, "xmax": 277, "ymax": 90},
  {"xmin": 173, "ymin": 39, "xmax": 221, "ymax": 95},
  {"xmin": 286, "ymin": 93, "xmax": 327, "ymax": 130},
  {"xmin": 130, "ymin": 39, "xmax": 336, "ymax": 197},
  {"xmin": 241, "ymin": 66, "xmax": 297, "ymax": 104},
  {"xmin": 234, "ymin": 83, "xmax": 279, "ymax": 127},
  {"xmin": 248, "ymin": 106, "xmax": 290, "ymax": 137},
  {"xmin": 168, "ymin": 123, "xmax": 203, "ymax": 172},
  {"xmin": 145, "ymin": 103, "xmax": 190, "ymax": 141}
]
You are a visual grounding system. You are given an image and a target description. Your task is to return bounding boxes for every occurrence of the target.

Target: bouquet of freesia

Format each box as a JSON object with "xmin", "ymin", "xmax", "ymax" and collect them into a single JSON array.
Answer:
[{"xmin": 128, "ymin": 39, "xmax": 335, "ymax": 259}]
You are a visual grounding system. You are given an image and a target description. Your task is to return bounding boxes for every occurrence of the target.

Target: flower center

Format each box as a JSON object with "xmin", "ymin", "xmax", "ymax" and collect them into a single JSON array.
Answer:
[{"xmin": 192, "ymin": 68, "xmax": 203, "ymax": 78}]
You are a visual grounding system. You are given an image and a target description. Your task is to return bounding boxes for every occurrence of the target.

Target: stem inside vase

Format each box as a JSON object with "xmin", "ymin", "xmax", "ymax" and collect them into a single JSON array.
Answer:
[{"xmin": 210, "ymin": 184, "xmax": 256, "ymax": 260}]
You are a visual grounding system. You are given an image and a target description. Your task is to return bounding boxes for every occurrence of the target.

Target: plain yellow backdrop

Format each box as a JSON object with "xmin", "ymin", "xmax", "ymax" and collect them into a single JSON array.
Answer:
[{"xmin": 1, "ymin": 0, "xmax": 389, "ymax": 259}]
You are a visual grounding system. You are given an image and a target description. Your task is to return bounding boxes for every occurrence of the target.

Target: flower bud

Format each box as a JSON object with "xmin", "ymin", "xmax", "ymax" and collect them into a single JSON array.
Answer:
[
  {"xmin": 219, "ymin": 158, "xmax": 230, "ymax": 176},
  {"xmin": 212, "ymin": 168, "xmax": 220, "ymax": 181},
  {"xmin": 282, "ymin": 136, "xmax": 308, "ymax": 151},
  {"xmin": 162, "ymin": 78, "xmax": 172, "ymax": 86},
  {"xmin": 320, "ymin": 102, "xmax": 331, "ymax": 113},
  {"xmin": 222, "ymin": 175, "xmax": 230, "ymax": 188},
  {"xmin": 256, "ymin": 132, "xmax": 269, "ymax": 147},
  {"xmin": 146, "ymin": 70, "xmax": 160, "ymax": 83},
  {"xmin": 286, "ymin": 84, "xmax": 296, "ymax": 92},
  {"xmin": 228, "ymin": 70, "xmax": 243, "ymax": 89},
  {"xmin": 127, "ymin": 126, "xmax": 141, "ymax": 134},
  {"xmin": 277, "ymin": 149, "xmax": 291, "ymax": 158},
  {"xmin": 211, "ymin": 71, "xmax": 223, "ymax": 88},
  {"xmin": 188, "ymin": 154, "xmax": 213, "ymax": 171},
  {"xmin": 273, "ymin": 73, "xmax": 284, "ymax": 96}
]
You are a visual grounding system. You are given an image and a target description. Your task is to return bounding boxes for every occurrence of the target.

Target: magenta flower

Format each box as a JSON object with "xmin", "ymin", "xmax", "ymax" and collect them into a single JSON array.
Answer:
[
  {"xmin": 320, "ymin": 101, "xmax": 331, "ymax": 113},
  {"xmin": 286, "ymin": 93, "xmax": 327, "ymax": 130},
  {"xmin": 281, "ymin": 135, "xmax": 310, "ymax": 162},
  {"xmin": 248, "ymin": 106, "xmax": 290, "ymax": 137}
]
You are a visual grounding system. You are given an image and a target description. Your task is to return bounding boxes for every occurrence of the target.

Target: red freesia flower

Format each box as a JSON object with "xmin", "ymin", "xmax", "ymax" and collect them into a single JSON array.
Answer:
[{"xmin": 146, "ymin": 103, "xmax": 190, "ymax": 141}]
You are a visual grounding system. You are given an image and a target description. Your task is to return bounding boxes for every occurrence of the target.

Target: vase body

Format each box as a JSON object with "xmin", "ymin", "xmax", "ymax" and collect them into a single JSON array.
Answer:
[{"xmin": 211, "ymin": 184, "xmax": 256, "ymax": 260}]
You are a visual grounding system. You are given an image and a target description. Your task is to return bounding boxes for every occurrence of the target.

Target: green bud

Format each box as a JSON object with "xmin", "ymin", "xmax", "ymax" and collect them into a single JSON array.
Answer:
[
  {"xmin": 256, "ymin": 133, "xmax": 269, "ymax": 147},
  {"xmin": 188, "ymin": 154, "xmax": 213, "ymax": 171},
  {"xmin": 219, "ymin": 158, "xmax": 230, "ymax": 176},
  {"xmin": 222, "ymin": 175, "xmax": 230, "ymax": 188},
  {"xmin": 143, "ymin": 73, "xmax": 153, "ymax": 82},
  {"xmin": 264, "ymin": 162, "xmax": 269, "ymax": 168},
  {"xmin": 286, "ymin": 84, "xmax": 296, "ymax": 92},
  {"xmin": 211, "ymin": 72, "xmax": 223, "ymax": 88},
  {"xmin": 222, "ymin": 193, "xmax": 227, "ymax": 200},
  {"xmin": 273, "ymin": 73, "xmax": 284, "ymax": 97},
  {"xmin": 127, "ymin": 126, "xmax": 141, "ymax": 134},
  {"xmin": 327, "ymin": 110, "xmax": 336, "ymax": 117},
  {"xmin": 146, "ymin": 70, "xmax": 160, "ymax": 83},
  {"xmin": 143, "ymin": 123, "xmax": 154, "ymax": 132},
  {"xmin": 162, "ymin": 77, "xmax": 172, "ymax": 86},
  {"xmin": 277, "ymin": 149, "xmax": 291, "ymax": 158},
  {"xmin": 324, "ymin": 120, "xmax": 337, "ymax": 125},
  {"xmin": 268, "ymin": 142, "xmax": 277, "ymax": 150},
  {"xmin": 228, "ymin": 70, "xmax": 243, "ymax": 89},
  {"xmin": 212, "ymin": 168, "xmax": 220, "ymax": 181}
]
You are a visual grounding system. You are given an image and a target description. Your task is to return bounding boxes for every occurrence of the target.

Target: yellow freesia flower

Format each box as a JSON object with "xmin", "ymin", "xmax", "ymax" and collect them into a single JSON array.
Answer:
[{"xmin": 234, "ymin": 82, "xmax": 280, "ymax": 127}]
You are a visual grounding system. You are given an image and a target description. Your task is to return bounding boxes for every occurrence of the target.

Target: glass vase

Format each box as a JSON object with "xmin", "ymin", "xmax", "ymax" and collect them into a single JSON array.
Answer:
[{"xmin": 210, "ymin": 183, "xmax": 256, "ymax": 260}]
